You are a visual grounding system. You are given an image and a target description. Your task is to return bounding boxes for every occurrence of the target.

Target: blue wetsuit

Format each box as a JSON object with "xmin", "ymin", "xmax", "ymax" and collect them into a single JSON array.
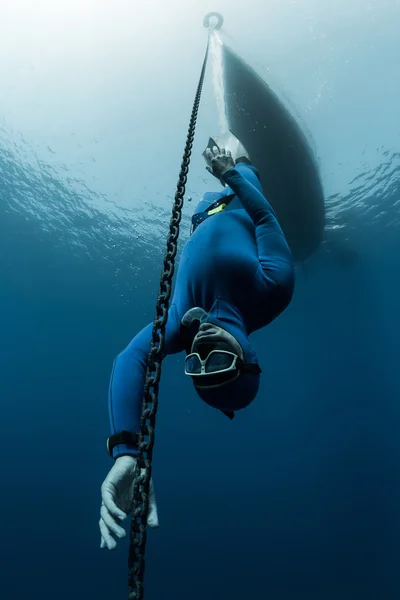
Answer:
[{"xmin": 108, "ymin": 163, "xmax": 295, "ymax": 458}]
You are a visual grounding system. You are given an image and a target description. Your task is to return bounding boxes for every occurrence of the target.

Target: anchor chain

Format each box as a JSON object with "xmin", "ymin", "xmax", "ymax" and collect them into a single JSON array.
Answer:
[{"xmin": 127, "ymin": 24, "xmax": 215, "ymax": 600}]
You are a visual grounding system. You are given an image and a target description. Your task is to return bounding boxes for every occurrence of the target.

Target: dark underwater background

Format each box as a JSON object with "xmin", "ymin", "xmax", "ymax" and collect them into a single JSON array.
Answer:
[{"xmin": 1, "ymin": 1, "xmax": 399, "ymax": 598}]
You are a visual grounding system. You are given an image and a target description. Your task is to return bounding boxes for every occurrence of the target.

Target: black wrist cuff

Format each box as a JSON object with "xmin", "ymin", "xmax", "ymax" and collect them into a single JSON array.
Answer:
[{"xmin": 106, "ymin": 430, "xmax": 139, "ymax": 456}]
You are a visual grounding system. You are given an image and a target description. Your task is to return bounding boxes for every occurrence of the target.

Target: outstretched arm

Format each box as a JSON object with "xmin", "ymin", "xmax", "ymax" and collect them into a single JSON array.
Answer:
[
  {"xmin": 223, "ymin": 163, "xmax": 280, "ymax": 229},
  {"xmin": 223, "ymin": 163, "xmax": 295, "ymax": 313},
  {"xmin": 108, "ymin": 303, "xmax": 183, "ymax": 458}
]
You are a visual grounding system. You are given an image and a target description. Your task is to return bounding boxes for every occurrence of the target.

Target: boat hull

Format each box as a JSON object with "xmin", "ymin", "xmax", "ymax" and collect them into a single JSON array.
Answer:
[{"xmin": 222, "ymin": 44, "xmax": 325, "ymax": 261}]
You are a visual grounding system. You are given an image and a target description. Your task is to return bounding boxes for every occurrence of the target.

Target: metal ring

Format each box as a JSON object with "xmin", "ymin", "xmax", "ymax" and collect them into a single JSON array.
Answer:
[{"xmin": 203, "ymin": 12, "xmax": 223, "ymax": 30}]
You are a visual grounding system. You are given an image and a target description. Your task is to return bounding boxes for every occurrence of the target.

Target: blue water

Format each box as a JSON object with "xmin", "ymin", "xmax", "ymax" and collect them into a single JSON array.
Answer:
[{"xmin": 1, "ymin": 1, "xmax": 400, "ymax": 599}]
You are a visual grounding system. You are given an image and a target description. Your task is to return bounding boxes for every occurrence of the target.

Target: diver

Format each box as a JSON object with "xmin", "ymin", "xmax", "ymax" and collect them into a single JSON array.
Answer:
[{"xmin": 99, "ymin": 132, "xmax": 295, "ymax": 549}]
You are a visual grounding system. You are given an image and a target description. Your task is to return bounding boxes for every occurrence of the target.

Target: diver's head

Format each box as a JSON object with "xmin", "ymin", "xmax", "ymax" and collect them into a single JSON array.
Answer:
[{"xmin": 185, "ymin": 322, "xmax": 261, "ymax": 411}]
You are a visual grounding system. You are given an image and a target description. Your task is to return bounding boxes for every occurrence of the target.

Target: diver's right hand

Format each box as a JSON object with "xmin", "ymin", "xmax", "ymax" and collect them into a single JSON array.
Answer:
[
  {"xmin": 205, "ymin": 146, "xmax": 235, "ymax": 178},
  {"xmin": 99, "ymin": 455, "xmax": 159, "ymax": 550}
]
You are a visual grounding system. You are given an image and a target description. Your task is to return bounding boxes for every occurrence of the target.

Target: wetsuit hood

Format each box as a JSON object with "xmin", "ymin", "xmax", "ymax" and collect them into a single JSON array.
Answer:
[{"xmin": 183, "ymin": 299, "xmax": 260, "ymax": 411}]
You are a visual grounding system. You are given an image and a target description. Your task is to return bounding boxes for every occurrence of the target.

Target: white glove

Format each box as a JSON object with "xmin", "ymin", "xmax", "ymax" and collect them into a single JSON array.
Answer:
[{"xmin": 99, "ymin": 455, "xmax": 159, "ymax": 550}]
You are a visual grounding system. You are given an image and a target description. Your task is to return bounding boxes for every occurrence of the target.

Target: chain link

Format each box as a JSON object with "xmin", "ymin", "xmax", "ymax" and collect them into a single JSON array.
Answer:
[{"xmin": 127, "ymin": 32, "xmax": 211, "ymax": 600}]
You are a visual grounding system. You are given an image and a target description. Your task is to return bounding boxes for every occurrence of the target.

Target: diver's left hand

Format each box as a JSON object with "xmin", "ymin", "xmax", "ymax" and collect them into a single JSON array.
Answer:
[
  {"xmin": 205, "ymin": 146, "xmax": 235, "ymax": 178},
  {"xmin": 99, "ymin": 455, "xmax": 159, "ymax": 551}
]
